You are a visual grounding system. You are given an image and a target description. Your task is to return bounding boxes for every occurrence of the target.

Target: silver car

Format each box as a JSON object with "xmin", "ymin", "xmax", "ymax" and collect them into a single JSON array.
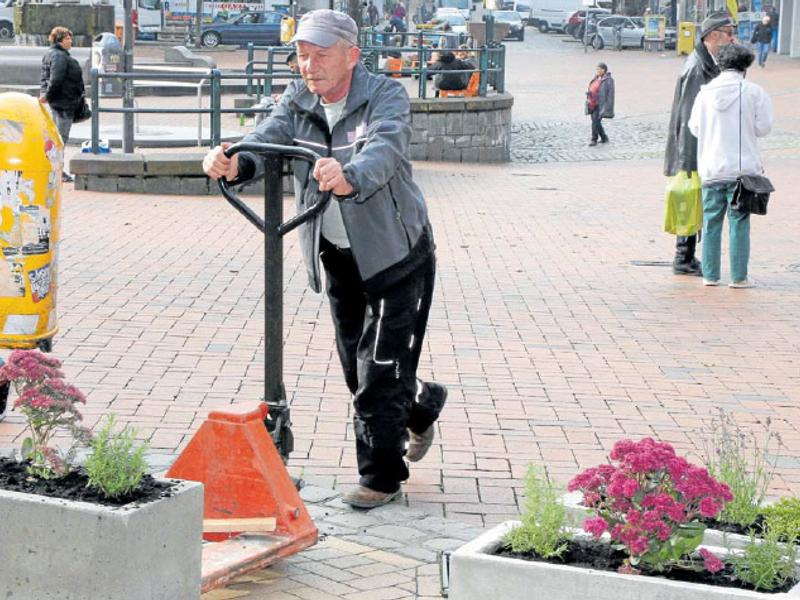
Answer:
[{"xmin": 592, "ymin": 16, "xmax": 645, "ymax": 49}]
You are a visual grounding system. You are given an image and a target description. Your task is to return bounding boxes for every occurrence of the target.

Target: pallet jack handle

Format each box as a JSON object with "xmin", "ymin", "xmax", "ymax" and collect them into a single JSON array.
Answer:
[{"xmin": 217, "ymin": 142, "xmax": 331, "ymax": 237}]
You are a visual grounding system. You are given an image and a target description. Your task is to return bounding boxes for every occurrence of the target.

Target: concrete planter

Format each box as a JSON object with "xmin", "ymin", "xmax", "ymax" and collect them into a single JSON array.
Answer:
[
  {"xmin": 0, "ymin": 478, "xmax": 204, "ymax": 599},
  {"xmin": 561, "ymin": 492, "xmax": 771, "ymax": 552},
  {"xmin": 449, "ymin": 521, "xmax": 800, "ymax": 600}
]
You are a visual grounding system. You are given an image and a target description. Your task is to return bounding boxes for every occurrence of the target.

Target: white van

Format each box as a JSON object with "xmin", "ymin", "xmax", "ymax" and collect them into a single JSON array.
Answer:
[
  {"xmin": 528, "ymin": 0, "xmax": 609, "ymax": 33},
  {"xmin": 86, "ymin": 0, "xmax": 163, "ymax": 36},
  {"xmin": 0, "ymin": 0, "xmax": 16, "ymax": 40}
]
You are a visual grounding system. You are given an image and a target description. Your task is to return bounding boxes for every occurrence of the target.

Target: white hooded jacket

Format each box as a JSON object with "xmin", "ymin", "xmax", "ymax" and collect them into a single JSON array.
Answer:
[{"xmin": 688, "ymin": 70, "xmax": 773, "ymax": 185}]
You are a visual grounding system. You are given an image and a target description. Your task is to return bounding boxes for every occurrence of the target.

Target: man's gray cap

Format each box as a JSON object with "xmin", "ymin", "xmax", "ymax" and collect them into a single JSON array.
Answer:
[
  {"xmin": 292, "ymin": 9, "xmax": 358, "ymax": 47},
  {"xmin": 700, "ymin": 11, "xmax": 734, "ymax": 39}
]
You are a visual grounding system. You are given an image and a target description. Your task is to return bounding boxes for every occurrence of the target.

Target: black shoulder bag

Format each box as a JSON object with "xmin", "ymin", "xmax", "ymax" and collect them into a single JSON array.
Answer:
[
  {"xmin": 730, "ymin": 81, "xmax": 773, "ymax": 215},
  {"xmin": 73, "ymin": 95, "xmax": 92, "ymax": 124}
]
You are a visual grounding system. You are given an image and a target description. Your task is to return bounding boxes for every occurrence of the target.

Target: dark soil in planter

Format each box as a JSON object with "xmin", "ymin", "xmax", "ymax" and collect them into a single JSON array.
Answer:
[
  {"xmin": 0, "ymin": 457, "xmax": 176, "ymax": 507},
  {"xmin": 498, "ymin": 537, "xmax": 795, "ymax": 594},
  {"xmin": 701, "ymin": 515, "xmax": 766, "ymax": 537}
]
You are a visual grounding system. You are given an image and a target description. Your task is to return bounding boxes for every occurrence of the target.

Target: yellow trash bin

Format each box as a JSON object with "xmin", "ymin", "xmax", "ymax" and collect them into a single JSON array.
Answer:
[
  {"xmin": 281, "ymin": 16, "xmax": 296, "ymax": 45},
  {"xmin": 677, "ymin": 21, "xmax": 696, "ymax": 55},
  {"xmin": 0, "ymin": 92, "xmax": 62, "ymax": 351}
]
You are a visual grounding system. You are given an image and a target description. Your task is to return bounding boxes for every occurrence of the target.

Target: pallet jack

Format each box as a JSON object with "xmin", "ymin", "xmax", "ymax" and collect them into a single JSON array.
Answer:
[{"xmin": 166, "ymin": 143, "xmax": 330, "ymax": 592}]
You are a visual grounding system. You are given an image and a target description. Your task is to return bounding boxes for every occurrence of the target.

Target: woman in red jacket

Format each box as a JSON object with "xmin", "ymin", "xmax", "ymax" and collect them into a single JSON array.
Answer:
[{"xmin": 586, "ymin": 62, "xmax": 615, "ymax": 146}]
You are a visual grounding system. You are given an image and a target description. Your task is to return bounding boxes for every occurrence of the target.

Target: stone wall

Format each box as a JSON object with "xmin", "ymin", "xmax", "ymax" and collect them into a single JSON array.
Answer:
[{"xmin": 409, "ymin": 93, "xmax": 513, "ymax": 163}]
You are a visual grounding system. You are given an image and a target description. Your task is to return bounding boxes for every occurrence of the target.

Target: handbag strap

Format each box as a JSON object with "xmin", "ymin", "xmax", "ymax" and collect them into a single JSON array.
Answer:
[{"xmin": 738, "ymin": 81, "xmax": 742, "ymax": 176}]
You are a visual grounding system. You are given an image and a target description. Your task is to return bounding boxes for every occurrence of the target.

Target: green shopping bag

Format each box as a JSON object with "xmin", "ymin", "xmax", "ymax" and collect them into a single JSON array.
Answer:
[{"xmin": 663, "ymin": 170, "xmax": 702, "ymax": 236}]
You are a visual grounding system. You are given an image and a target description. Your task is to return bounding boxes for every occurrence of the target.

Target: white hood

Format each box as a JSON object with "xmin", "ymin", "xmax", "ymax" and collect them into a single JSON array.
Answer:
[{"xmin": 688, "ymin": 71, "xmax": 774, "ymax": 184}]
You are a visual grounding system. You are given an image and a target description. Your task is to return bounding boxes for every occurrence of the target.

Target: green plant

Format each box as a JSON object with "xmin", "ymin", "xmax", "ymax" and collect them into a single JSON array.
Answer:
[
  {"xmin": 730, "ymin": 529, "xmax": 798, "ymax": 591},
  {"xmin": 505, "ymin": 465, "xmax": 569, "ymax": 559},
  {"xmin": 762, "ymin": 498, "xmax": 800, "ymax": 542},
  {"xmin": 85, "ymin": 415, "xmax": 149, "ymax": 499},
  {"xmin": 702, "ymin": 409, "xmax": 780, "ymax": 528},
  {"xmin": 0, "ymin": 350, "xmax": 91, "ymax": 478}
]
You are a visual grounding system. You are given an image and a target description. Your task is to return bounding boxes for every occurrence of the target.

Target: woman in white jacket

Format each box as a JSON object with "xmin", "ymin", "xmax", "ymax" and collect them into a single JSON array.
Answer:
[{"xmin": 688, "ymin": 44, "xmax": 773, "ymax": 288}]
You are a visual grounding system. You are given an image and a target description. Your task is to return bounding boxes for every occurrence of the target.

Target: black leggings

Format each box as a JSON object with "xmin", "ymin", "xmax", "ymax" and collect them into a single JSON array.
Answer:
[{"xmin": 591, "ymin": 110, "xmax": 607, "ymax": 143}]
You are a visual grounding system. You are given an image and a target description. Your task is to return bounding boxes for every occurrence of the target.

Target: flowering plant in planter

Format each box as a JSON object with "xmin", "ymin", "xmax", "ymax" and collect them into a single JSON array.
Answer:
[
  {"xmin": 0, "ymin": 350, "xmax": 92, "ymax": 478},
  {"xmin": 568, "ymin": 438, "xmax": 733, "ymax": 574}
]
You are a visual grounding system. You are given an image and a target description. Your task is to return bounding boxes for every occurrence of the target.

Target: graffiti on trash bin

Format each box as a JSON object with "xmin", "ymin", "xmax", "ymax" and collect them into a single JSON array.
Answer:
[
  {"xmin": 0, "ymin": 120, "xmax": 24, "ymax": 144},
  {"xmin": 28, "ymin": 264, "xmax": 51, "ymax": 303},
  {"xmin": 0, "ymin": 170, "xmax": 51, "ymax": 299},
  {"xmin": 43, "ymin": 137, "xmax": 63, "ymax": 171}
]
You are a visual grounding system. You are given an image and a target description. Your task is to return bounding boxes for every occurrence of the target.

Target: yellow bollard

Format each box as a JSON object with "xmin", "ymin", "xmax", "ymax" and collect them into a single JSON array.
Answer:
[{"xmin": 0, "ymin": 93, "xmax": 63, "ymax": 351}]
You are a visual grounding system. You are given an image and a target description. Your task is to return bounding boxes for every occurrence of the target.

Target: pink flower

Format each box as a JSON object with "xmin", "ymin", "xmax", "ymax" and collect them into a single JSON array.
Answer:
[
  {"xmin": 583, "ymin": 517, "xmax": 609, "ymax": 538},
  {"xmin": 698, "ymin": 497, "xmax": 721, "ymax": 519},
  {"xmin": 699, "ymin": 548, "xmax": 725, "ymax": 574},
  {"xmin": 622, "ymin": 478, "xmax": 639, "ymax": 498},
  {"xmin": 567, "ymin": 437, "xmax": 731, "ymax": 571},
  {"xmin": 0, "ymin": 350, "xmax": 89, "ymax": 480}
]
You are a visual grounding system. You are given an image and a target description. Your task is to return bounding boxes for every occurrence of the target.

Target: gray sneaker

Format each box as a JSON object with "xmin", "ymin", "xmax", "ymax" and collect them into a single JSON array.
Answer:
[{"xmin": 341, "ymin": 485, "xmax": 402, "ymax": 509}]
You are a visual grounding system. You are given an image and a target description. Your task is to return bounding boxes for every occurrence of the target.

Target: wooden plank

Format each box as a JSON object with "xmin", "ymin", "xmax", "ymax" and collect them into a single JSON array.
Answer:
[{"xmin": 203, "ymin": 518, "xmax": 277, "ymax": 533}]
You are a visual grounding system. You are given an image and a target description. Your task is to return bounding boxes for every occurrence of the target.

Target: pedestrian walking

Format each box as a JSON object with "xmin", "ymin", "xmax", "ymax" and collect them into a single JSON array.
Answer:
[
  {"xmin": 586, "ymin": 62, "xmax": 614, "ymax": 146},
  {"xmin": 203, "ymin": 9, "xmax": 447, "ymax": 510},
  {"xmin": 664, "ymin": 11, "xmax": 736, "ymax": 276},
  {"xmin": 688, "ymin": 44, "xmax": 773, "ymax": 288},
  {"xmin": 766, "ymin": 6, "xmax": 779, "ymax": 51},
  {"xmin": 39, "ymin": 26, "xmax": 86, "ymax": 183},
  {"xmin": 367, "ymin": 0, "xmax": 379, "ymax": 27},
  {"xmin": 390, "ymin": 1, "xmax": 407, "ymax": 32},
  {"xmin": 751, "ymin": 16, "xmax": 774, "ymax": 67}
]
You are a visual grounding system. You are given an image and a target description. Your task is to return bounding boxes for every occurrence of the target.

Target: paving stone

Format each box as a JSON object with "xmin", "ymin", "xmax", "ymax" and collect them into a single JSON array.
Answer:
[
  {"xmin": 345, "ymin": 572, "xmax": 412, "ymax": 591},
  {"xmin": 365, "ymin": 525, "xmax": 426, "ymax": 542},
  {"xmin": 300, "ymin": 485, "xmax": 340, "ymax": 503}
]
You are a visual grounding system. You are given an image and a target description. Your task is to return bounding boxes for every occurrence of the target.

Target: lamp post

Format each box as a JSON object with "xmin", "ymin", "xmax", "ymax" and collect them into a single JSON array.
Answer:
[{"xmin": 122, "ymin": 0, "xmax": 134, "ymax": 153}]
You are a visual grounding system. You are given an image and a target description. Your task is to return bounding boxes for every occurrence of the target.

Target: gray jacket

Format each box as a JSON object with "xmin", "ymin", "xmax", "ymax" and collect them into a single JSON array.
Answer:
[{"xmin": 237, "ymin": 63, "xmax": 433, "ymax": 294}]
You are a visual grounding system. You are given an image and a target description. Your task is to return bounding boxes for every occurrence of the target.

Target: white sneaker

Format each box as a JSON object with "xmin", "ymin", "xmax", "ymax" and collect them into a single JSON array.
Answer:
[
  {"xmin": 729, "ymin": 280, "xmax": 755, "ymax": 289},
  {"xmin": 703, "ymin": 279, "xmax": 720, "ymax": 287}
]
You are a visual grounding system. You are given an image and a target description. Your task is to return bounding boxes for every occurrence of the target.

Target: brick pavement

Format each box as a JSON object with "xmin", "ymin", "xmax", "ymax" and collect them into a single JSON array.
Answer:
[{"xmin": 2, "ymin": 29, "xmax": 800, "ymax": 599}]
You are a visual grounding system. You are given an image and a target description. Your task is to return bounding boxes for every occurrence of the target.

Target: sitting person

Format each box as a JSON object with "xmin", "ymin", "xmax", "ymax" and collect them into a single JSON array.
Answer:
[
  {"xmin": 429, "ymin": 51, "xmax": 472, "ymax": 96},
  {"xmin": 456, "ymin": 44, "xmax": 476, "ymax": 69}
]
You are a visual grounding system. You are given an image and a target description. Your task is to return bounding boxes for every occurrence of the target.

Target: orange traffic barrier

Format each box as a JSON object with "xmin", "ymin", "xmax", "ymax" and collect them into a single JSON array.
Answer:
[
  {"xmin": 166, "ymin": 402, "xmax": 318, "ymax": 592},
  {"xmin": 439, "ymin": 72, "xmax": 480, "ymax": 98}
]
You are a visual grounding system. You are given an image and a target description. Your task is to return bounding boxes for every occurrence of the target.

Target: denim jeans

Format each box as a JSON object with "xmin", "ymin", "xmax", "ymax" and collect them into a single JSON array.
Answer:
[
  {"xmin": 757, "ymin": 41, "xmax": 770, "ymax": 65},
  {"xmin": 702, "ymin": 184, "xmax": 750, "ymax": 283},
  {"xmin": 51, "ymin": 108, "xmax": 73, "ymax": 145}
]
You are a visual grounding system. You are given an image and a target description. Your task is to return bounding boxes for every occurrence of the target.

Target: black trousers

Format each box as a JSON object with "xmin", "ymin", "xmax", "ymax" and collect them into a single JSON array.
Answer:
[
  {"xmin": 590, "ymin": 110, "xmax": 608, "ymax": 143},
  {"xmin": 320, "ymin": 238, "xmax": 442, "ymax": 493},
  {"xmin": 674, "ymin": 234, "xmax": 698, "ymax": 265}
]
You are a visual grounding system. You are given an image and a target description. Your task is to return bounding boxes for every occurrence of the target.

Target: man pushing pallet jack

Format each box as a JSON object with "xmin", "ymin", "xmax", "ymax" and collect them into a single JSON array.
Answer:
[{"xmin": 203, "ymin": 8, "xmax": 447, "ymax": 510}]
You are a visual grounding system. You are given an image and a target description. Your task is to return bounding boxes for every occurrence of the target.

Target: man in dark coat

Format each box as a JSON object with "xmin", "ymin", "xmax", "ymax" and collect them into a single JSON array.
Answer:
[
  {"xmin": 664, "ymin": 11, "xmax": 735, "ymax": 276},
  {"xmin": 751, "ymin": 16, "xmax": 774, "ymax": 67}
]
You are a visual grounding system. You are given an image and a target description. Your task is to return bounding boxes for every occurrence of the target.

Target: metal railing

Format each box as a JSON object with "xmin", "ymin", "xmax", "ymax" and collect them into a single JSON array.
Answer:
[
  {"xmin": 245, "ymin": 38, "xmax": 505, "ymax": 100},
  {"xmin": 87, "ymin": 39, "xmax": 506, "ymax": 152},
  {"xmin": 89, "ymin": 67, "xmax": 276, "ymax": 152}
]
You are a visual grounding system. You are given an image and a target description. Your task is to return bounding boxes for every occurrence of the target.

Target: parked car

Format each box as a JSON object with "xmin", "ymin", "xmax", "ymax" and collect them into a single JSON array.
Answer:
[
  {"xmin": 592, "ymin": 15, "xmax": 645, "ymax": 49},
  {"xmin": 567, "ymin": 7, "xmax": 611, "ymax": 39},
  {"xmin": 493, "ymin": 10, "xmax": 525, "ymax": 41},
  {"xmin": 664, "ymin": 26, "xmax": 677, "ymax": 49},
  {"xmin": 432, "ymin": 10, "xmax": 468, "ymax": 34},
  {"xmin": 201, "ymin": 11, "xmax": 283, "ymax": 48}
]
